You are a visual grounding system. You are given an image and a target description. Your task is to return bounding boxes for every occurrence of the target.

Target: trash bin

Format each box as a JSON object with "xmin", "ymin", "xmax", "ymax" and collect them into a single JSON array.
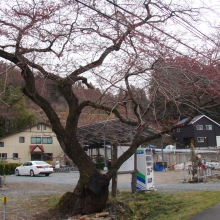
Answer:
[{"xmin": 154, "ymin": 162, "xmax": 167, "ymax": 171}]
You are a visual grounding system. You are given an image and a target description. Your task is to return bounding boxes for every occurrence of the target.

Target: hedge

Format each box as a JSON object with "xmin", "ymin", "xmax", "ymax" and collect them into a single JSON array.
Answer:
[
  {"xmin": 95, "ymin": 161, "xmax": 113, "ymax": 170},
  {"xmin": 0, "ymin": 163, "xmax": 22, "ymax": 175},
  {"xmin": 95, "ymin": 162, "xmax": 105, "ymax": 170}
]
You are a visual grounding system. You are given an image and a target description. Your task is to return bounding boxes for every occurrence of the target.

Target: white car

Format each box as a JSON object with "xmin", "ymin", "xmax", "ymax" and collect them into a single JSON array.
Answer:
[
  {"xmin": 165, "ymin": 145, "xmax": 176, "ymax": 150},
  {"xmin": 15, "ymin": 161, "xmax": 53, "ymax": 177}
]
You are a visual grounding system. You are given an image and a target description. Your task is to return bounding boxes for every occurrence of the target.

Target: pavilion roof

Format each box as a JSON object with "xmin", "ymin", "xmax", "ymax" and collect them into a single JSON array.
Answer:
[{"xmin": 77, "ymin": 119, "xmax": 160, "ymax": 149}]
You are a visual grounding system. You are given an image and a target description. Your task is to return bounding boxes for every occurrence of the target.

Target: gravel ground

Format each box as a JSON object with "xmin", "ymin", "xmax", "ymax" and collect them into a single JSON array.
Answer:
[
  {"xmin": 0, "ymin": 170, "xmax": 219, "ymax": 219},
  {"xmin": 3, "ymin": 169, "xmax": 220, "ymax": 194},
  {"xmin": 154, "ymin": 170, "xmax": 220, "ymax": 192}
]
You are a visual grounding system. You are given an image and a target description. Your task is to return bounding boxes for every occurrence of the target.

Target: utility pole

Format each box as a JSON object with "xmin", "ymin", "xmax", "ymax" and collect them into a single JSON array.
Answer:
[
  {"xmin": 161, "ymin": 135, "xmax": 164, "ymax": 161},
  {"xmin": 111, "ymin": 140, "xmax": 118, "ymax": 197}
]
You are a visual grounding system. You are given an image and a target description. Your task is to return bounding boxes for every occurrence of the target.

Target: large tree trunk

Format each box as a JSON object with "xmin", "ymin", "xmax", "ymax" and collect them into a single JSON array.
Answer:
[{"xmin": 57, "ymin": 171, "xmax": 110, "ymax": 216}]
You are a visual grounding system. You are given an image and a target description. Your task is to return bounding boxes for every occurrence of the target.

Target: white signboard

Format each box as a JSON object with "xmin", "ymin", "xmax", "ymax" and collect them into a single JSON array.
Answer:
[{"xmin": 118, "ymin": 146, "xmax": 134, "ymax": 171}]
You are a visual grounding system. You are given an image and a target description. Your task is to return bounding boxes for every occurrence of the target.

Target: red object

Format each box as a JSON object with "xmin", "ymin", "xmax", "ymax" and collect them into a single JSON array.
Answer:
[
  {"xmin": 202, "ymin": 164, "xmax": 206, "ymax": 169},
  {"xmin": 197, "ymin": 162, "xmax": 202, "ymax": 167},
  {"xmin": 30, "ymin": 145, "xmax": 44, "ymax": 152}
]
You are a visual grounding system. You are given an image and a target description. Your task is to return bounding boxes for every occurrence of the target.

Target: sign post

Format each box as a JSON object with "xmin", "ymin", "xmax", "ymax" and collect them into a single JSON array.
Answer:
[{"xmin": 2, "ymin": 196, "xmax": 8, "ymax": 220}]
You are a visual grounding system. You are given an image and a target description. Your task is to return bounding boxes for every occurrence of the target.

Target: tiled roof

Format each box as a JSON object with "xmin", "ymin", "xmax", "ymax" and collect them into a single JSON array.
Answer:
[{"xmin": 77, "ymin": 118, "xmax": 160, "ymax": 147}]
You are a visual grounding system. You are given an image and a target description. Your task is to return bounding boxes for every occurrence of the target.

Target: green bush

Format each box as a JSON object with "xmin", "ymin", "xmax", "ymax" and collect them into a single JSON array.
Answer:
[
  {"xmin": 0, "ymin": 163, "xmax": 21, "ymax": 175},
  {"xmin": 95, "ymin": 162, "xmax": 104, "ymax": 170},
  {"xmin": 95, "ymin": 161, "xmax": 111, "ymax": 170}
]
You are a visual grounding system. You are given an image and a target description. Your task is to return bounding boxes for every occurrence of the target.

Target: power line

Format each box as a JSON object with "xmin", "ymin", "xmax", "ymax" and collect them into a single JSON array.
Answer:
[
  {"xmin": 106, "ymin": 0, "xmax": 214, "ymax": 59},
  {"xmin": 202, "ymin": 1, "xmax": 220, "ymax": 18},
  {"xmin": 75, "ymin": 0, "xmax": 129, "ymax": 28},
  {"xmin": 74, "ymin": 1, "xmax": 190, "ymax": 58},
  {"xmin": 153, "ymin": 1, "xmax": 218, "ymax": 48}
]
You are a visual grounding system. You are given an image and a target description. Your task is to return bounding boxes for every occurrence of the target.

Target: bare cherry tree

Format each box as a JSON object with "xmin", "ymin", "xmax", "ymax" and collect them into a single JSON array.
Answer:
[{"xmin": 0, "ymin": 0, "xmax": 219, "ymax": 217}]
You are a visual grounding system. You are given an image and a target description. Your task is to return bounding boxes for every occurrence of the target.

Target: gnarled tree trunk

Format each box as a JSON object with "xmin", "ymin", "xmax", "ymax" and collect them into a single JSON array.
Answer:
[{"xmin": 57, "ymin": 171, "xmax": 110, "ymax": 216}]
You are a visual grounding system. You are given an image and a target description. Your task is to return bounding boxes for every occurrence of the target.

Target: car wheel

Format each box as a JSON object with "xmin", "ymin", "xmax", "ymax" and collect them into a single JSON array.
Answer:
[
  {"xmin": 15, "ymin": 169, "xmax": 20, "ymax": 176},
  {"xmin": 30, "ymin": 170, "xmax": 35, "ymax": 177},
  {"xmin": 45, "ymin": 174, "xmax": 50, "ymax": 176}
]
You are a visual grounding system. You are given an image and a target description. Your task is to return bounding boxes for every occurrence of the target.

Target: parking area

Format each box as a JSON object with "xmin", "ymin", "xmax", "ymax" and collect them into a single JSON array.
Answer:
[
  {"xmin": 2, "ymin": 169, "xmax": 220, "ymax": 196},
  {"xmin": 1, "ymin": 170, "xmax": 185, "ymax": 194},
  {"xmin": 2, "ymin": 169, "xmax": 197, "ymax": 192}
]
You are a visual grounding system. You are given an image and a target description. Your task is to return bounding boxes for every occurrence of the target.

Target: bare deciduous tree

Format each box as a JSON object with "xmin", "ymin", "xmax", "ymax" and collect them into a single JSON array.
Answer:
[{"xmin": 0, "ymin": 0, "xmax": 219, "ymax": 217}]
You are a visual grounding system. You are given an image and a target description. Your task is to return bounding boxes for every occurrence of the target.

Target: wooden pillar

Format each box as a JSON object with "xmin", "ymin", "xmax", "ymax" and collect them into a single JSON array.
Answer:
[
  {"xmin": 111, "ymin": 140, "xmax": 118, "ymax": 197},
  {"xmin": 132, "ymin": 150, "xmax": 137, "ymax": 193}
]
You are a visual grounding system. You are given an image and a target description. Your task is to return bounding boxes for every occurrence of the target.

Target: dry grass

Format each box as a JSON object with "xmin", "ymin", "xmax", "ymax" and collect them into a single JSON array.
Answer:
[
  {"xmin": 3, "ymin": 190, "xmax": 220, "ymax": 220},
  {"xmin": 0, "ymin": 194, "xmax": 61, "ymax": 220},
  {"xmin": 0, "ymin": 181, "xmax": 71, "ymax": 220},
  {"xmin": 1, "ymin": 171, "xmax": 220, "ymax": 219}
]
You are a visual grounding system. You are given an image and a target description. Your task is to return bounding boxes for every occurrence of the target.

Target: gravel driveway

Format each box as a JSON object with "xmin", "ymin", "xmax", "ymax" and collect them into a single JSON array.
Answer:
[
  {"xmin": 3, "ymin": 172, "xmax": 79, "ymax": 195},
  {"xmin": 2, "ymin": 170, "xmax": 220, "ymax": 195}
]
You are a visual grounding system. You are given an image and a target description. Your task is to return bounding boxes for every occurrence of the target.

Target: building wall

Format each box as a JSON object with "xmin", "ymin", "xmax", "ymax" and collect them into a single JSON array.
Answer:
[
  {"xmin": 192, "ymin": 117, "xmax": 220, "ymax": 147},
  {"xmin": 174, "ymin": 117, "xmax": 220, "ymax": 148},
  {"xmin": 0, "ymin": 123, "xmax": 63, "ymax": 164},
  {"xmin": 174, "ymin": 125, "xmax": 194, "ymax": 148}
]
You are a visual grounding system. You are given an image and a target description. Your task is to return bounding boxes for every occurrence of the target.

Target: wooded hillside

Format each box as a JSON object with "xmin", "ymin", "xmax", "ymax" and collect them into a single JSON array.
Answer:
[
  {"xmin": 0, "ymin": 62, "xmax": 117, "ymax": 134},
  {"xmin": 1, "ymin": 60, "xmax": 220, "ymax": 137}
]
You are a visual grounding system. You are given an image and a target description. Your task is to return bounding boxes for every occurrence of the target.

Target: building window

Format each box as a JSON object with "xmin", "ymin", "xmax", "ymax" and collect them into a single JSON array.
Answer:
[
  {"xmin": 13, "ymin": 153, "xmax": 18, "ymax": 159},
  {"xmin": 205, "ymin": 125, "xmax": 212, "ymax": 130},
  {"xmin": 0, "ymin": 142, "xmax": 4, "ymax": 147},
  {"xmin": 196, "ymin": 125, "xmax": 203, "ymax": 130},
  {"xmin": 197, "ymin": 137, "xmax": 205, "ymax": 143},
  {"xmin": 19, "ymin": 137, "xmax": 25, "ymax": 143},
  {"xmin": 43, "ymin": 125, "xmax": 46, "ymax": 130},
  {"xmin": 37, "ymin": 125, "xmax": 40, "ymax": 130},
  {"xmin": 31, "ymin": 137, "xmax": 41, "ymax": 144},
  {"xmin": 0, "ymin": 153, "xmax": 7, "ymax": 159},
  {"xmin": 177, "ymin": 129, "xmax": 180, "ymax": 132},
  {"xmin": 42, "ymin": 137, "xmax": 52, "ymax": 144}
]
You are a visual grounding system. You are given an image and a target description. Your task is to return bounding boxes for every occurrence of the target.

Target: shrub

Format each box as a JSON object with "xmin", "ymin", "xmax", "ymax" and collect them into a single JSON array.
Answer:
[
  {"xmin": 95, "ymin": 162, "xmax": 105, "ymax": 170},
  {"xmin": 0, "ymin": 163, "xmax": 22, "ymax": 175}
]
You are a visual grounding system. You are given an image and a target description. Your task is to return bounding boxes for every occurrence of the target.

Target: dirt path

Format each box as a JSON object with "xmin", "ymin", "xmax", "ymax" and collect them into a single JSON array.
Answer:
[{"xmin": 154, "ymin": 170, "xmax": 185, "ymax": 183}]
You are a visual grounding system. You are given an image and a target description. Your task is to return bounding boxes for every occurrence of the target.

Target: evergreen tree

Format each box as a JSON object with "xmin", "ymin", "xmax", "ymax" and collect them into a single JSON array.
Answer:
[{"xmin": 0, "ymin": 73, "xmax": 36, "ymax": 137}]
